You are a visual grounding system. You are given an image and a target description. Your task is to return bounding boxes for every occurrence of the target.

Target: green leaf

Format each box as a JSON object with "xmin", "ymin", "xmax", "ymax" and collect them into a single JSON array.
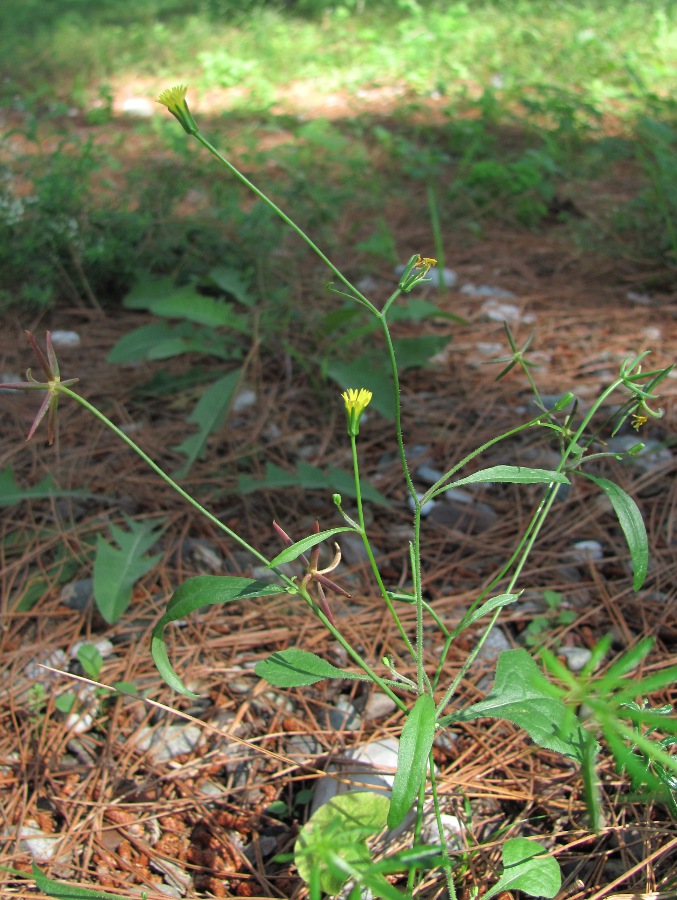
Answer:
[
  {"xmin": 326, "ymin": 355, "xmax": 395, "ymax": 418},
  {"xmin": 55, "ymin": 693, "xmax": 76, "ymax": 714},
  {"xmin": 76, "ymin": 644, "xmax": 103, "ymax": 680},
  {"xmin": 388, "ymin": 693, "xmax": 436, "ymax": 829},
  {"xmin": 582, "ymin": 474, "xmax": 648, "ymax": 589},
  {"xmin": 391, "ymin": 334, "xmax": 448, "ymax": 369},
  {"xmin": 267, "ymin": 527, "xmax": 357, "ymax": 567},
  {"xmin": 451, "ymin": 592, "xmax": 520, "ymax": 637},
  {"xmin": 123, "ymin": 277, "xmax": 215, "ymax": 323},
  {"xmin": 255, "ymin": 648, "xmax": 357, "ymax": 686},
  {"xmin": 237, "ymin": 461, "xmax": 390, "ymax": 507},
  {"xmin": 173, "ymin": 369, "xmax": 242, "ymax": 476},
  {"xmin": 32, "ymin": 864, "xmax": 125, "ymax": 899},
  {"xmin": 294, "ymin": 792, "xmax": 390, "ymax": 896},
  {"xmin": 438, "ymin": 465, "xmax": 568, "ymax": 495},
  {"xmin": 207, "ymin": 265, "xmax": 255, "ymax": 306},
  {"xmin": 107, "ymin": 321, "xmax": 238, "ymax": 363},
  {"xmin": 446, "ymin": 649, "xmax": 588, "ymax": 762},
  {"xmin": 93, "ymin": 516, "xmax": 165, "ymax": 624},
  {"xmin": 483, "ymin": 838, "xmax": 561, "ymax": 900},
  {"xmin": 0, "ymin": 467, "xmax": 87, "ymax": 507},
  {"xmin": 151, "ymin": 576, "xmax": 286, "ymax": 697}
]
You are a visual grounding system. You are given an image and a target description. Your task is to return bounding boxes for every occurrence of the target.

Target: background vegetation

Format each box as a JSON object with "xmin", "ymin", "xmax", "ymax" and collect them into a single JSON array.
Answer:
[{"xmin": 1, "ymin": 0, "xmax": 677, "ymax": 316}]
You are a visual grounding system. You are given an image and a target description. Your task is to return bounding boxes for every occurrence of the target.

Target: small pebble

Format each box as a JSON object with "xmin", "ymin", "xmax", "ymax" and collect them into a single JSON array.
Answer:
[
  {"xmin": 232, "ymin": 388, "xmax": 257, "ymax": 412},
  {"xmin": 50, "ymin": 330, "xmax": 80, "ymax": 348},
  {"xmin": 121, "ymin": 97, "xmax": 154, "ymax": 117},
  {"xmin": 134, "ymin": 723, "xmax": 202, "ymax": 762},
  {"xmin": 559, "ymin": 647, "xmax": 592, "ymax": 672},
  {"xmin": 364, "ymin": 692, "xmax": 397, "ymax": 721},
  {"xmin": 571, "ymin": 540, "xmax": 604, "ymax": 563},
  {"xmin": 408, "ymin": 491, "xmax": 436, "ymax": 517},
  {"xmin": 477, "ymin": 627, "xmax": 511, "ymax": 662},
  {"xmin": 423, "ymin": 814, "xmax": 464, "ymax": 853},
  {"xmin": 462, "ymin": 283, "xmax": 516, "ymax": 300}
]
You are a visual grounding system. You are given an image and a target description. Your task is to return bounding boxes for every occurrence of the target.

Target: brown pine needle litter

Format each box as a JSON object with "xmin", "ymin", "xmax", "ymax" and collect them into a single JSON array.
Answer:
[{"xmin": 1, "ymin": 221, "xmax": 676, "ymax": 899}]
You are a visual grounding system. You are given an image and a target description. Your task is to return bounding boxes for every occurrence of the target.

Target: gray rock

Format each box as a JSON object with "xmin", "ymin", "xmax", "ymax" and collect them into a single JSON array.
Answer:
[
  {"xmin": 363, "ymin": 692, "xmax": 397, "ymax": 721},
  {"xmin": 134, "ymin": 723, "xmax": 203, "ymax": 762},
  {"xmin": 428, "ymin": 497, "xmax": 498, "ymax": 533},
  {"xmin": 559, "ymin": 646, "xmax": 592, "ymax": 672},
  {"xmin": 422, "ymin": 814, "xmax": 464, "ymax": 853},
  {"xmin": 233, "ymin": 388, "xmax": 257, "ymax": 412},
  {"xmin": 477, "ymin": 627, "xmax": 511, "ymax": 662},
  {"xmin": 571, "ymin": 540, "xmax": 604, "ymax": 563},
  {"xmin": 59, "ymin": 578, "xmax": 94, "ymax": 612},
  {"xmin": 462, "ymin": 283, "xmax": 516, "ymax": 300},
  {"xmin": 50, "ymin": 330, "xmax": 80, "ymax": 348}
]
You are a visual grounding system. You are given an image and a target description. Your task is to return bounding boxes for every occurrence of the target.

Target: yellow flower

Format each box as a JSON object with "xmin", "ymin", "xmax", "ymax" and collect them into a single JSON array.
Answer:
[
  {"xmin": 156, "ymin": 84, "xmax": 199, "ymax": 135},
  {"xmin": 414, "ymin": 255, "xmax": 437, "ymax": 271},
  {"xmin": 631, "ymin": 411, "xmax": 648, "ymax": 431},
  {"xmin": 342, "ymin": 388, "xmax": 373, "ymax": 436}
]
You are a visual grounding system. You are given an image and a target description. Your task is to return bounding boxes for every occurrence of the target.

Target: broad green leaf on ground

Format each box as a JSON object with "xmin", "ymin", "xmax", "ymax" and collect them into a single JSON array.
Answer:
[
  {"xmin": 267, "ymin": 527, "xmax": 357, "ymax": 567},
  {"xmin": 582, "ymin": 474, "xmax": 648, "ymax": 589},
  {"xmin": 0, "ymin": 467, "xmax": 87, "ymax": 507},
  {"xmin": 93, "ymin": 516, "xmax": 165, "ymax": 624},
  {"xmin": 107, "ymin": 321, "xmax": 238, "ymax": 363},
  {"xmin": 207, "ymin": 265, "xmax": 255, "ymax": 306},
  {"xmin": 123, "ymin": 276, "xmax": 251, "ymax": 328},
  {"xmin": 435, "ymin": 465, "xmax": 568, "ymax": 496},
  {"xmin": 295, "ymin": 792, "xmax": 390, "ymax": 896},
  {"xmin": 76, "ymin": 644, "xmax": 103, "ymax": 680},
  {"xmin": 152, "ymin": 576, "xmax": 286, "ymax": 697},
  {"xmin": 326, "ymin": 355, "xmax": 395, "ymax": 418},
  {"xmin": 483, "ymin": 838, "xmax": 561, "ymax": 900},
  {"xmin": 444, "ymin": 649, "xmax": 588, "ymax": 762},
  {"xmin": 255, "ymin": 648, "xmax": 359, "ymax": 686},
  {"xmin": 172, "ymin": 368, "xmax": 242, "ymax": 477},
  {"xmin": 388, "ymin": 693, "xmax": 436, "ymax": 829},
  {"xmin": 391, "ymin": 335, "xmax": 449, "ymax": 369},
  {"xmin": 237, "ymin": 461, "xmax": 390, "ymax": 506},
  {"xmin": 32, "ymin": 865, "xmax": 125, "ymax": 899}
]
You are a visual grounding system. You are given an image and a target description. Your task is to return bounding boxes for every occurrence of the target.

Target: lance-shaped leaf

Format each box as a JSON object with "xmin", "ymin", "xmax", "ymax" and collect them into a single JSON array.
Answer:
[
  {"xmin": 388, "ymin": 693, "xmax": 436, "ymax": 829},
  {"xmin": 32, "ymin": 865, "xmax": 125, "ymax": 899},
  {"xmin": 432, "ymin": 465, "xmax": 568, "ymax": 498},
  {"xmin": 152, "ymin": 576, "xmax": 286, "ymax": 697},
  {"xmin": 255, "ymin": 648, "xmax": 359, "ymax": 686},
  {"xmin": 267, "ymin": 526, "xmax": 357, "ymax": 567},
  {"xmin": 582, "ymin": 474, "xmax": 648, "ymax": 590},
  {"xmin": 444, "ymin": 649, "xmax": 589, "ymax": 762}
]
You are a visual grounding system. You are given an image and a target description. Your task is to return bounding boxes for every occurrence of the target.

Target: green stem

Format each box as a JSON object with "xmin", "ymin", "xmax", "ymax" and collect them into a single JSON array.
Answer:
[
  {"xmin": 426, "ymin": 182, "xmax": 446, "ymax": 295},
  {"xmin": 193, "ymin": 133, "xmax": 380, "ymax": 317},
  {"xmin": 349, "ymin": 433, "xmax": 415, "ymax": 658},
  {"xmin": 58, "ymin": 385, "xmax": 276, "ymax": 570},
  {"xmin": 61, "ymin": 385, "xmax": 406, "ymax": 709},
  {"xmin": 429, "ymin": 759, "xmax": 457, "ymax": 900}
]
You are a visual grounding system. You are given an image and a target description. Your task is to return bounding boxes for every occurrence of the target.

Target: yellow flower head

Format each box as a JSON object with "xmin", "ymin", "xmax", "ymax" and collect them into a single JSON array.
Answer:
[
  {"xmin": 414, "ymin": 255, "xmax": 437, "ymax": 271},
  {"xmin": 156, "ymin": 84, "xmax": 199, "ymax": 135},
  {"xmin": 631, "ymin": 411, "xmax": 648, "ymax": 431},
  {"xmin": 342, "ymin": 388, "xmax": 373, "ymax": 436}
]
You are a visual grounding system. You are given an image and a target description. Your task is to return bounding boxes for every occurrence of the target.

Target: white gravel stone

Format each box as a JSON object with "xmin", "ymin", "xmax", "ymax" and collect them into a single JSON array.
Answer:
[
  {"xmin": 363, "ymin": 692, "xmax": 398, "ymax": 721},
  {"xmin": 559, "ymin": 646, "xmax": 592, "ymax": 672},
  {"xmin": 571, "ymin": 540, "xmax": 604, "ymax": 562},
  {"xmin": 49, "ymin": 330, "xmax": 80, "ymax": 348}
]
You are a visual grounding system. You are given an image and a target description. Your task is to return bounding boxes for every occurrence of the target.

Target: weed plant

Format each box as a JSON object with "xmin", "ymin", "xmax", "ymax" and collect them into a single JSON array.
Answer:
[{"xmin": 2, "ymin": 86, "xmax": 675, "ymax": 900}]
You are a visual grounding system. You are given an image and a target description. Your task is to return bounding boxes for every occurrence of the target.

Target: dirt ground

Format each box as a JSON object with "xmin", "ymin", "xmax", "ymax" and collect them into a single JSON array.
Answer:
[{"xmin": 0, "ymin": 109, "xmax": 676, "ymax": 899}]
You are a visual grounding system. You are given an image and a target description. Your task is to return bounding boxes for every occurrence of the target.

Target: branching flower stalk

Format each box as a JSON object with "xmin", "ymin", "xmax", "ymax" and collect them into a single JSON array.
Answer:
[{"xmin": 2, "ymin": 84, "xmax": 672, "ymax": 900}]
